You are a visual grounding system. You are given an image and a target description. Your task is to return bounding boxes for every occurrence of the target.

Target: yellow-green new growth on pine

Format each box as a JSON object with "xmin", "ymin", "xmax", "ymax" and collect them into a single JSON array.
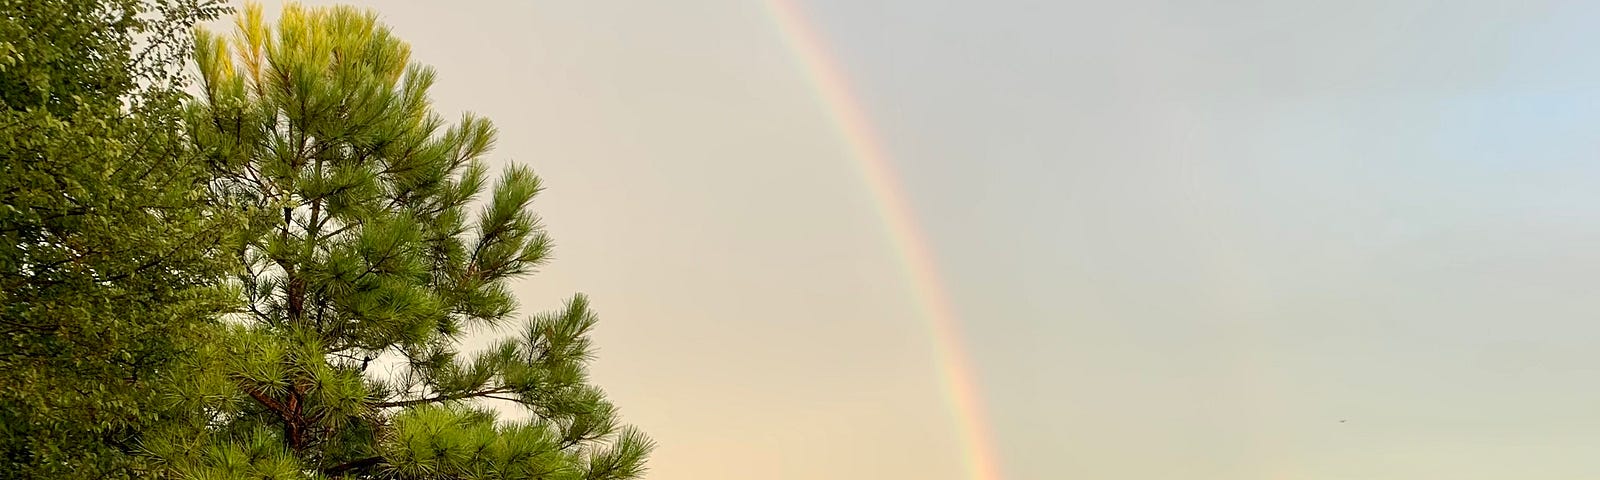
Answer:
[{"xmin": 144, "ymin": 3, "xmax": 652, "ymax": 479}]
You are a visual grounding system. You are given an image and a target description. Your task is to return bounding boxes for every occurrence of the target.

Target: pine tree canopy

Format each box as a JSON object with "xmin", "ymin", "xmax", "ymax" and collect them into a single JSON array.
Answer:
[{"xmin": 142, "ymin": 3, "xmax": 653, "ymax": 479}]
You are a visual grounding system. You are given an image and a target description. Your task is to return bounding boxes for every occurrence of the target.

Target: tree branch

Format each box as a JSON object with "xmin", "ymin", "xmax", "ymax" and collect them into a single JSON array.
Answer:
[
  {"xmin": 245, "ymin": 386, "xmax": 290, "ymax": 418},
  {"xmin": 369, "ymin": 387, "xmax": 510, "ymax": 408},
  {"xmin": 324, "ymin": 456, "xmax": 385, "ymax": 477},
  {"xmin": 481, "ymin": 394, "xmax": 525, "ymax": 404}
]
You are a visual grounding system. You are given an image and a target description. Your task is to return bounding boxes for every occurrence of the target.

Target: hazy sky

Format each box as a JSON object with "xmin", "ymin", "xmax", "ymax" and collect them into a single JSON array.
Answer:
[{"xmin": 252, "ymin": 1, "xmax": 1600, "ymax": 478}]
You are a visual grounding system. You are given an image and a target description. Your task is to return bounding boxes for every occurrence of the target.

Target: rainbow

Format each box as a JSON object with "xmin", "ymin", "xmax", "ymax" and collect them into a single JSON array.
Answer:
[{"xmin": 762, "ymin": 2, "xmax": 1005, "ymax": 479}]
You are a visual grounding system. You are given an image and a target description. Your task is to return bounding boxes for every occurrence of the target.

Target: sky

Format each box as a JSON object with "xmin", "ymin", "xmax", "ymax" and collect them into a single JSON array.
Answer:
[{"xmin": 251, "ymin": 1, "xmax": 1600, "ymax": 478}]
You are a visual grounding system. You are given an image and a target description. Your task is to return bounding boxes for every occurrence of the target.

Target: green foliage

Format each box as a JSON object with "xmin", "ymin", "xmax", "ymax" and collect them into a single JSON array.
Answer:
[
  {"xmin": 150, "ymin": 3, "xmax": 653, "ymax": 478},
  {"xmin": 0, "ymin": 0, "xmax": 233, "ymax": 477}
]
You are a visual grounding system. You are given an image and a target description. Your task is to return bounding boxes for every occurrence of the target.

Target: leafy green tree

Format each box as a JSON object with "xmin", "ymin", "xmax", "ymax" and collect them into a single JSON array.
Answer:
[
  {"xmin": 145, "ymin": 3, "xmax": 652, "ymax": 478},
  {"xmin": 0, "ymin": 0, "xmax": 233, "ymax": 477}
]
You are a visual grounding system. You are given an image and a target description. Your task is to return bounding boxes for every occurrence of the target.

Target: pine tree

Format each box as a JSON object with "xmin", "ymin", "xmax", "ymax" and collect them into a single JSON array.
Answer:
[
  {"xmin": 146, "ymin": 3, "xmax": 652, "ymax": 478},
  {"xmin": 0, "ymin": 0, "xmax": 233, "ymax": 477}
]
